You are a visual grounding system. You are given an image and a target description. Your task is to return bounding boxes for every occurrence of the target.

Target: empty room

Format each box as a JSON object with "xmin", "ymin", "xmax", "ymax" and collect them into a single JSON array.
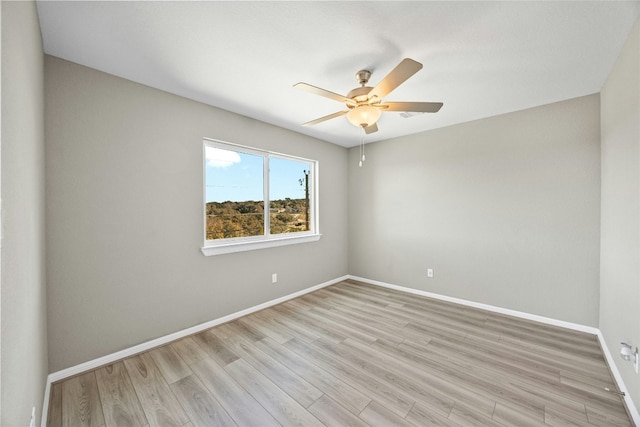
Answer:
[{"xmin": 2, "ymin": 1, "xmax": 639, "ymax": 426}]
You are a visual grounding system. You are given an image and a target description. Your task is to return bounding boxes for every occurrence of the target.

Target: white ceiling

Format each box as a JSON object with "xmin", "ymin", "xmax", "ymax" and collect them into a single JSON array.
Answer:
[{"xmin": 36, "ymin": 1, "xmax": 640, "ymax": 148}]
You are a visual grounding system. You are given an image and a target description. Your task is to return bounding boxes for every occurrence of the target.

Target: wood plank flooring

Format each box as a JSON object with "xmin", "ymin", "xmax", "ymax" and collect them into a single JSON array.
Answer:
[{"xmin": 47, "ymin": 280, "xmax": 633, "ymax": 426}]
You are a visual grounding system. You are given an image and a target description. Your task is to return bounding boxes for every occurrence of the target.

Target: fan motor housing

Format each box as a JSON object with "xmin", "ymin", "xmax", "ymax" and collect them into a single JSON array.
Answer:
[{"xmin": 347, "ymin": 86, "xmax": 373, "ymax": 104}]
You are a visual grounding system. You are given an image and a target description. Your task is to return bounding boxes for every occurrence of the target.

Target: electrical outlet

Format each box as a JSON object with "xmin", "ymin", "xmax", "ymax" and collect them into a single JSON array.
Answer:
[
  {"xmin": 427, "ymin": 268, "xmax": 434, "ymax": 278},
  {"xmin": 272, "ymin": 273, "xmax": 278, "ymax": 284}
]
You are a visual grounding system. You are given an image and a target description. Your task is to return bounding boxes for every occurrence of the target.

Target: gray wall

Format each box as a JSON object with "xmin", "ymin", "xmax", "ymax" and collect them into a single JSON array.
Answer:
[
  {"xmin": 45, "ymin": 56, "xmax": 348, "ymax": 372},
  {"xmin": 349, "ymin": 94, "xmax": 601, "ymax": 326},
  {"xmin": 1, "ymin": 2, "xmax": 48, "ymax": 425},
  {"xmin": 600, "ymin": 17, "xmax": 640, "ymax": 409}
]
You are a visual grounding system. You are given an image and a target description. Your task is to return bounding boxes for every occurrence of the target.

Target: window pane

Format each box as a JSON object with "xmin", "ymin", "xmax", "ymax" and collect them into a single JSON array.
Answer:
[
  {"xmin": 205, "ymin": 146, "xmax": 264, "ymax": 240},
  {"xmin": 269, "ymin": 157, "xmax": 312, "ymax": 235}
]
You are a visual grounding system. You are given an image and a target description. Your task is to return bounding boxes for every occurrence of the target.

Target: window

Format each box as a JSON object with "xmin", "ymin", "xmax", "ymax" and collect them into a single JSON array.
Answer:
[{"xmin": 201, "ymin": 139, "xmax": 320, "ymax": 255}]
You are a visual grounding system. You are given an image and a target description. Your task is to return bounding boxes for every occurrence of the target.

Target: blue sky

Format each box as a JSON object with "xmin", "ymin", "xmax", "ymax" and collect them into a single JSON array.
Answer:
[{"xmin": 205, "ymin": 146, "xmax": 311, "ymax": 203}]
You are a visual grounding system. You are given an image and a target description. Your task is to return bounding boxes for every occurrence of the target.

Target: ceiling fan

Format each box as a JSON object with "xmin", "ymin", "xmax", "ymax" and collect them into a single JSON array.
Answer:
[{"xmin": 294, "ymin": 58, "xmax": 443, "ymax": 135}]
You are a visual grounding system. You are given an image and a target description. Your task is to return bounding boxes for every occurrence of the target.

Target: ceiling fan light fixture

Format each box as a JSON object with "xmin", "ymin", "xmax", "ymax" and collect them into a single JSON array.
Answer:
[
  {"xmin": 296, "ymin": 58, "xmax": 442, "ymax": 135},
  {"xmin": 347, "ymin": 105, "xmax": 381, "ymax": 128}
]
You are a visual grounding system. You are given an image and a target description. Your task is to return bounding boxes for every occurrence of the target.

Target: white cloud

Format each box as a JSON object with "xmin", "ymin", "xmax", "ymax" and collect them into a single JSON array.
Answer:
[{"xmin": 206, "ymin": 147, "xmax": 241, "ymax": 168}]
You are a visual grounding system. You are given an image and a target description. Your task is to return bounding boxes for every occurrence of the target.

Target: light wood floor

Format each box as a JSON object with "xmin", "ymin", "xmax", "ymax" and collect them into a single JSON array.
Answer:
[{"xmin": 47, "ymin": 280, "xmax": 633, "ymax": 426}]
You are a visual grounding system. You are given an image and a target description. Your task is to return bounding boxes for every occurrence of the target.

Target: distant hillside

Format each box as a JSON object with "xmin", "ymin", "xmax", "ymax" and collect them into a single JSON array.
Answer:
[{"xmin": 206, "ymin": 198, "xmax": 309, "ymax": 239}]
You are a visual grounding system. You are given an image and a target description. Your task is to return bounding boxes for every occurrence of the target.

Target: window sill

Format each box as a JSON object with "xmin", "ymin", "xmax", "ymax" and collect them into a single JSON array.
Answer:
[{"xmin": 201, "ymin": 233, "xmax": 321, "ymax": 256}]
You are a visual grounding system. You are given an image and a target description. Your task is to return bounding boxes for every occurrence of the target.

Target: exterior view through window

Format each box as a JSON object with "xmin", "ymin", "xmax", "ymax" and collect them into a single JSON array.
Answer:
[{"xmin": 204, "ymin": 140, "xmax": 316, "ymax": 244}]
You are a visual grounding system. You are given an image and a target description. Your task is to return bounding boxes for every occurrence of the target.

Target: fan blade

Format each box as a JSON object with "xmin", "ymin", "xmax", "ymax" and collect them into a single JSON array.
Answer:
[
  {"xmin": 378, "ymin": 101, "xmax": 443, "ymax": 113},
  {"xmin": 368, "ymin": 58, "xmax": 423, "ymax": 101},
  {"xmin": 294, "ymin": 83, "xmax": 355, "ymax": 106},
  {"xmin": 302, "ymin": 110, "xmax": 348, "ymax": 126},
  {"xmin": 363, "ymin": 123, "xmax": 378, "ymax": 134}
]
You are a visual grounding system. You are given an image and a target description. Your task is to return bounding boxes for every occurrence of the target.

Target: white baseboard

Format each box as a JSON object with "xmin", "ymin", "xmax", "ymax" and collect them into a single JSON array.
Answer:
[
  {"xmin": 348, "ymin": 275, "xmax": 639, "ymax": 424},
  {"xmin": 40, "ymin": 275, "xmax": 347, "ymax": 427},
  {"xmin": 347, "ymin": 275, "xmax": 599, "ymax": 334},
  {"xmin": 40, "ymin": 381, "xmax": 51, "ymax": 427},
  {"xmin": 596, "ymin": 330, "xmax": 640, "ymax": 425}
]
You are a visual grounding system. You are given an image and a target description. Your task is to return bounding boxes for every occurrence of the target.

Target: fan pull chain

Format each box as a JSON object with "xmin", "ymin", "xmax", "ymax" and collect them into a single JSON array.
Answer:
[{"xmin": 362, "ymin": 140, "xmax": 366, "ymax": 162}]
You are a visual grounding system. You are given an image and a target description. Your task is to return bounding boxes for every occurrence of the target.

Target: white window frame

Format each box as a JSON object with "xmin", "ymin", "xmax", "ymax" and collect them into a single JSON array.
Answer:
[{"xmin": 201, "ymin": 138, "xmax": 320, "ymax": 256}]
